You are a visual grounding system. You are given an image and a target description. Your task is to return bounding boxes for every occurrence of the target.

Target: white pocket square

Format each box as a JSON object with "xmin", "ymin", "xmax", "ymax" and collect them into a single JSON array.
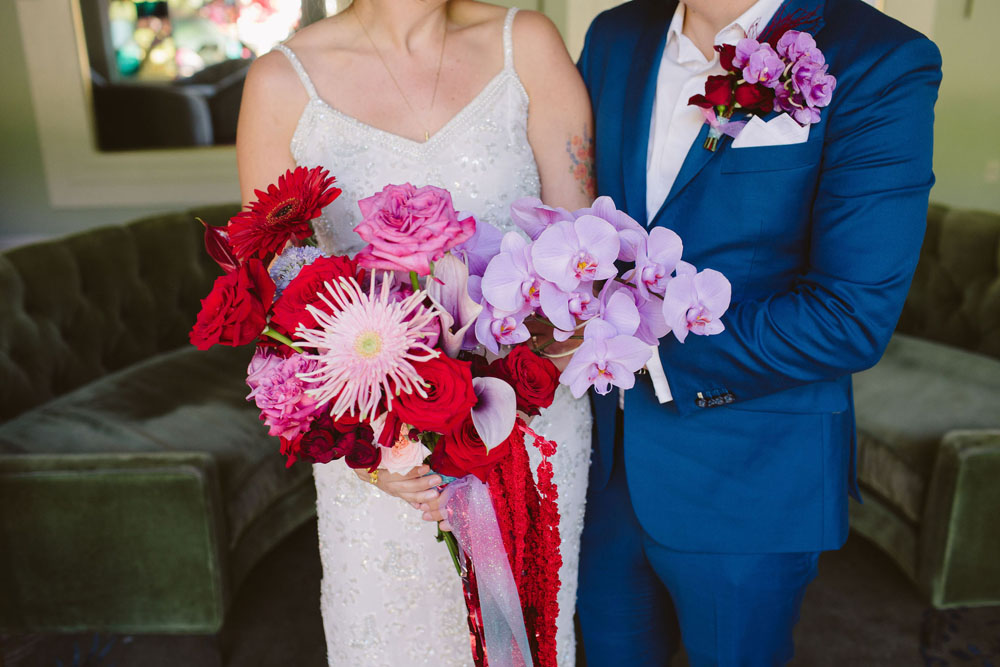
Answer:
[{"xmin": 731, "ymin": 114, "xmax": 809, "ymax": 149}]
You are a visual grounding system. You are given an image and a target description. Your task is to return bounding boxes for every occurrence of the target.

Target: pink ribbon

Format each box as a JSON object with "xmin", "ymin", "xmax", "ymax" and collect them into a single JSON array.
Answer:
[
  {"xmin": 700, "ymin": 108, "xmax": 748, "ymax": 139},
  {"xmin": 442, "ymin": 475, "xmax": 532, "ymax": 667}
]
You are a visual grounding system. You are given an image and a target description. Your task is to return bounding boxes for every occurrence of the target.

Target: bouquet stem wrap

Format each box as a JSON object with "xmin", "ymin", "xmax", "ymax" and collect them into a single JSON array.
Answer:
[{"xmin": 442, "ymin": 475, "xmax": 532, "ymax": 667}]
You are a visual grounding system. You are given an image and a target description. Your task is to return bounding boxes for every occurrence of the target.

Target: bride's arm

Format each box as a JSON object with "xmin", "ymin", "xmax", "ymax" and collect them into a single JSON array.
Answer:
[
  {"xmin": 513, "ymin": 11, "xmax": 596, "ymax": 212},
  {"xmin": 235, "ymin": 52, "xmax": 307, "ymax": 207}
]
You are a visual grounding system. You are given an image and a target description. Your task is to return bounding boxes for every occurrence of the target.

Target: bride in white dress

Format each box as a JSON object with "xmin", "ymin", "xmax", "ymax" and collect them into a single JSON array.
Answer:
[{"xmin": 236, "ymin": 2, "xmax": 594, "ymax": 664}]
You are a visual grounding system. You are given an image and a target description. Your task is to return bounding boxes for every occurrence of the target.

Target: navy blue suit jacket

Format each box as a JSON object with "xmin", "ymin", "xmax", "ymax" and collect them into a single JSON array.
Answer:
[{"xmin": 578, "ymin": 0, "xmax": 941, "ymax": 552}]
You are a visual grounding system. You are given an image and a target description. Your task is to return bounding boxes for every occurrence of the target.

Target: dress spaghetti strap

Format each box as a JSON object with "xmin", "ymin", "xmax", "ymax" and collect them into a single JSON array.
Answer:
[
  {"xmin": 503, "ymin": 7, "xmax": 518, "ymax": 72},
  {"xmin": 272, "ymin": 43, "xmax": 318, "ymax": 99}
]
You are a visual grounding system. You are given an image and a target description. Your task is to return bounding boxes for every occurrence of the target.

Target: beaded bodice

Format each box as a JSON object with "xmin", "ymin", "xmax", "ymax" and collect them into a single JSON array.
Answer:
[
  {"xmin": 272, "ymin": 7, "xmax": 540, "ymax": 257},
  {"xmin": 274, "ymin": 12, "xmax": 591, "ymax": 667}
]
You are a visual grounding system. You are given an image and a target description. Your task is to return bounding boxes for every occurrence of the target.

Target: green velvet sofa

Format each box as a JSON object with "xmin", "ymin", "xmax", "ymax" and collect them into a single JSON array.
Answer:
[
  {"xmin": 851, "ymin": 203, "xmax": 1000, "ymax": 608},
  {"xmin": 0, "ymin": 205, "xmax": 317, "ymax": 633}
]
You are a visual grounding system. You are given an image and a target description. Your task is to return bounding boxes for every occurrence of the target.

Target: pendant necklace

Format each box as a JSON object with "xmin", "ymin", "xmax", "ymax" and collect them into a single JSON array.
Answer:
[{"xmin": 356, "ymin": 9, "xmax": 448, "ymax": 142}]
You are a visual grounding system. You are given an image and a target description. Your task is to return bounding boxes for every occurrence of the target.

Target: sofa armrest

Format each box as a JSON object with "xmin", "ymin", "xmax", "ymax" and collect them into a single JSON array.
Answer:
[
  {"xmin": 918, "ymin": 429, "xmax": 1000, "ymax": 607},
  {"xmin": 0, "ymin": 452, "xmax": 229, "ymax": 633}
]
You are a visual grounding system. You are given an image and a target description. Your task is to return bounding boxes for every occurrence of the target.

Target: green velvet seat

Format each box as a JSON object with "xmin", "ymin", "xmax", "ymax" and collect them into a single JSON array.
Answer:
[
  {"xmin": 0, "ymin": 206, "xmax": 316, "ymax": 632},
  {"xmin": 850, "ymin": 203, "xmax": 1000, "ymax": 608}
]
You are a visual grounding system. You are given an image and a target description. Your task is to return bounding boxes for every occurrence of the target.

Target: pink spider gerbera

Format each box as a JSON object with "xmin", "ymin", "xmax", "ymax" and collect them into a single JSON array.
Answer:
[{"xmin": 294, "ymin": 272, "xmax": 440, "ymax": 420}]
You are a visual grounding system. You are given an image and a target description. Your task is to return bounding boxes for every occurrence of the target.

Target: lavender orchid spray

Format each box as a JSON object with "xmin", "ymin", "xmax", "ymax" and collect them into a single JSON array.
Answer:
[{"xmin": 477, "ymin": 197, "xmax": 732, "ymax": 398}]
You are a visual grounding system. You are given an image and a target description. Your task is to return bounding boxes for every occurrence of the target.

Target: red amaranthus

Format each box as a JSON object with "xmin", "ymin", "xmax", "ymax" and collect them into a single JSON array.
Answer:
[{"xmin": 481, "ymin": 419, "xmax": 562, "ymax": 667}]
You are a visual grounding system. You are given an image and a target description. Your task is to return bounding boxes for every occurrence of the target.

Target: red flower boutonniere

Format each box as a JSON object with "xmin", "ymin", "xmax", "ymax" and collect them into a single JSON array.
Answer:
[{"xmin": 689, "ymin": 27, "xmax": 836, "ymax": 151}]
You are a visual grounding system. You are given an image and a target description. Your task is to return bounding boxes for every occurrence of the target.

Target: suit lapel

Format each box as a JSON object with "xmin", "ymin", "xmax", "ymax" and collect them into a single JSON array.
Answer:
[
  {"xmin": 621, "ymin": 0, "xmax": 676, "ymax": 225},
  {"xmin": 648, "ymin": 0, "xmax": 828, "ymax": 229}
]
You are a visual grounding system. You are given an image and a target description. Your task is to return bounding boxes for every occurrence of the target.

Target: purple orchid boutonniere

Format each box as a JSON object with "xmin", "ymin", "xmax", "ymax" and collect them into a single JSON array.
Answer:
[{"xmin": 688, "ymin": 29, "xmax": 837, "ymax": 151}]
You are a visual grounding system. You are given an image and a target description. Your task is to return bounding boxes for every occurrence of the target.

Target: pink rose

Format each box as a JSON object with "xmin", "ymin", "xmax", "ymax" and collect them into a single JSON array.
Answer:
[
  {"xmin": 353, "ymin": 183, "xmax": 476, "ymax": 276},
  {"xmin": 378, "ymin": 429, "xmax": 432, "ymax": 475},
  {"xmin": 246, "ymin": 349, "xmax": 324, "ymax": 440}
]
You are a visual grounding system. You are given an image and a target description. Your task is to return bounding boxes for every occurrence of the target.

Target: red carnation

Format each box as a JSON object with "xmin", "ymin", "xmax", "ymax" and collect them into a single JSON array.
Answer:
[
  {"xmin": 488, "ymin": 345, "xmax": 559, "ymax": 417},
  {"xmin": 189, "ymin": 258, "xmax": 275, "ymax": 350},
  {"xmin": 688, "ymin": 75, "xmax": 734, "ymax": 109},
  {"xmin": 227, "ymin": 166, "xmax": 341, "ymax": 262},
  {"xmin": 269, "ymin": 255, "xmax": 363, "ymax": 339},
  {"xmin": 734, "ymin": 82, "xmax": 775, "ymax": 114},
  {"xmin": 430, "ymin": 414, "xmax": 511, "ymax": 482},
  {"xmin": 393, "ymin": 355, "xmax": 478, "ymax": 434}
]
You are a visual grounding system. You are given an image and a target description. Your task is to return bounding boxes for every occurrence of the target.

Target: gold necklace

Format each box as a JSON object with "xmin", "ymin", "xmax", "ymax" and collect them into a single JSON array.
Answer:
[{"xmin": 355, "ymin": 9, "xmax": 448, "ymax": 142}]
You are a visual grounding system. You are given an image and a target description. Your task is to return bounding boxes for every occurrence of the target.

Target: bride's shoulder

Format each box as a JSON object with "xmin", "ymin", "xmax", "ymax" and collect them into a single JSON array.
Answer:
[
  {"xmin": 452, "ymin": 1, "xmax": 562, "ymax": 49},
  {"xmin": 245, "ymin": 16, "xmax": 352, "ymax": 94}
]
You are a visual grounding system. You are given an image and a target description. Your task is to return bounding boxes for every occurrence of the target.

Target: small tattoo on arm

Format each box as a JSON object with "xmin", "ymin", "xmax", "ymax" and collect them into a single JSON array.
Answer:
[{"xmin": 567, "ymin": 127, "xmax": 596, "ymax": 198}]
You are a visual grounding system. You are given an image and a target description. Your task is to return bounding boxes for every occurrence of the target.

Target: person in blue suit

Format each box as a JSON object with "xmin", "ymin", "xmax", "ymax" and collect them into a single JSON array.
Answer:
[{"xmin": 576, "ymin": 0, "xmax": 941, "ymax": 663}]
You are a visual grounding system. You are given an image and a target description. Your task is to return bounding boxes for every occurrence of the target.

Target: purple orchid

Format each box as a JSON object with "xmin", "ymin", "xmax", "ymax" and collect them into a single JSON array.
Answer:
[
  {"xmin": 588, "ymin": 289, "xmax": 641, "ymax": 340},
  {"xmin": 733, "ymin": 38, "xmax": 760, "ymax": 69},
  {"xmin": 623, "ymin": 226, "xmax": 683, "ymax": 300},
  {"xmin": 426, "ymin": 252, "xmax": 484, "ymax": 358},
  {"xmin": 510, "ymin": 197, "xmax": 574, "ymax": 240},
  {"xmin": 600, "ymin": 280, "xmax": 670, "ymax": 346},
  {"xmin": 573, "ymin": 196, "xmax": 648, "ymax": 262},
  {"xmin": 776, "ymin": 30, "xmax": 819, "ymax": 62},
  {"xmin": 661, "ymin": 264, "xmax": 732, "ymax": 343},
  {"xmin": 558, "ymin": 306, "xmax": 651, "ymax": 398},
  {"xmin": 470, "ymin": 376, "xmax": 517, "ymax": 450},
  {"xmin": 453, "ymin": 216, "xmax": 504, "ymax": 277},
  {"xmin": 481, "ymin": 232, "xmax": 542, "ymax": 313},
  {"xmin": 538, "ymin": 281, "xmax": 601, "ymax": 333},
  {"xmin": 531, "ymin": 216, "xmax": 620, "ymax": 292},
  {"xmin": 474, "ymin": 303, "xmax": 531, "ymax": 354},
  {"xmin": 800, "ymin": 67, "xmax": 836, "ymax": 109},
  {"xmin": 743, "ymin": 43, "xmax": 784, "ymax": 89}
]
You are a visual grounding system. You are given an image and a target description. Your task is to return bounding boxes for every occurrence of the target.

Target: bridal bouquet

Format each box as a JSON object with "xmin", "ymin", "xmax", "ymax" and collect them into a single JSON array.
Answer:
[{"xmin": 189, "ymin": 169, "xmax": 563, "ymax": 667}]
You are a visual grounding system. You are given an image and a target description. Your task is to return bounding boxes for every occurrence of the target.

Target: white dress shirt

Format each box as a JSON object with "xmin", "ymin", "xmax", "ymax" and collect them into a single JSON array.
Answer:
[{"xmin": 635, "ymin": 0, "xmax": 784, "ymax": 407}]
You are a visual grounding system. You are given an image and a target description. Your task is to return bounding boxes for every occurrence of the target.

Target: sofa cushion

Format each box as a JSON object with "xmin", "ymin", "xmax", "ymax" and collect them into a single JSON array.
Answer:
[
  {"xmin": 0, "ymin": 344, "xmax": 310, "ymax": 550},
  {"xmin": 853, "ymin": 333, "xmax": 1000, "ymax": 523}
]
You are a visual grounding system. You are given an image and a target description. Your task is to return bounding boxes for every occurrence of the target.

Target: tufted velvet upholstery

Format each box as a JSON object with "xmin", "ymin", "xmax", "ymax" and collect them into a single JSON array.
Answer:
[
  {"xmin": 897, "ymin": 203, "xmax": 1000, "ymax": 360},
  {"xmin": 0, "ymin": 206, "xmax": 231, "ymax": 421},
  {"xmin": 0, "ymin": 206, "xmax": 317, "ymax": 633},
  {"xmin": 851, "ymin": 204, "xmax": 1000, "ymax": 608}
]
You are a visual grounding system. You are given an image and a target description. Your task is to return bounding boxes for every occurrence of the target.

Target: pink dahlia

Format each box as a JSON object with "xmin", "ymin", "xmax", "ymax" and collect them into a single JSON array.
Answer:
[
  {"xmin": 294, "ymin": 273, "xmax": 441, "ymax": 419},
  {"xmin": 246, "ymin": 349, "xmax": 324, "ymax": 440}
]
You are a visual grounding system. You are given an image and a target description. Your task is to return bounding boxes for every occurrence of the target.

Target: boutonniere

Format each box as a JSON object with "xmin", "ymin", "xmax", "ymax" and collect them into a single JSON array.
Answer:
[{"xmin": 689, "ymin": 29, "xmax": 837, "ymax": 151}]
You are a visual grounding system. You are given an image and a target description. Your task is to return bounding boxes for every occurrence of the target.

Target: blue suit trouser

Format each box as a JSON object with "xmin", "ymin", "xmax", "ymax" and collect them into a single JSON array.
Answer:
[{"xmin": 577, "ymin": 415, "xmax": 820, "ymax": 666}]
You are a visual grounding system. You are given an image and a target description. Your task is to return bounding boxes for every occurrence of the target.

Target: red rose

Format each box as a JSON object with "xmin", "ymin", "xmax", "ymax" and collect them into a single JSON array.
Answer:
[
  {"xmin": 688, "ymin": 75, "xmax": 734, "ymax": 109},
  {"xmin": 269, "ymin": 255, "xmax": 362, "ymax": 338},
  {"xmin": 297, "ymin": 418, "xmax": 340, "ymax": 465},
  {"xmin": 488, "ymin": 345, "xmax": 559, "ymax": 416},
  {"xmin": 430, "ymin": 414, "xmax": 510, "ymax": 482},
  {"xmin": 717, "ymin": 44, "xmax": 738, "ymax": 73},
  {"xmin": 280, "ymin": 412, "xmax": 376, "ymax": 468},
  {"xmin": 344, "ymin": 431, "xmax": 381, "ymax": 471},
  {"xmin": 190, "ymin": 258, "xmax": 275, "ymax": 350},
  {"xmin": 734, "ymin": 82, "xmax": 775, "ymax": 114},
  {"xmin": 393, "ymin": 355, "xmax": 477, "ymax": 434}
]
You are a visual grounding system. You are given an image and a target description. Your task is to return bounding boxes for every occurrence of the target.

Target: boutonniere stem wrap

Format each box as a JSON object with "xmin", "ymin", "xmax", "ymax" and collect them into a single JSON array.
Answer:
[{"xmin": 688, "ymin": 30, "xmax": 836, "ymax": 151}]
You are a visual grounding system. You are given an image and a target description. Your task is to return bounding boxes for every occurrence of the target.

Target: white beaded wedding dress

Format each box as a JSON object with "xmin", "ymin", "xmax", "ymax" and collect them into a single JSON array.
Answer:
[{"xmin": 272, "ymin": 9, "xmax": 592, "ymax": 666}]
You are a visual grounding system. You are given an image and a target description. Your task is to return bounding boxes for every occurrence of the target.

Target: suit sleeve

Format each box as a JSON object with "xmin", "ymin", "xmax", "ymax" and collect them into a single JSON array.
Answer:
[{"xmin": 657, "ymin": 36, "xmax": 943, "ymax": 415}]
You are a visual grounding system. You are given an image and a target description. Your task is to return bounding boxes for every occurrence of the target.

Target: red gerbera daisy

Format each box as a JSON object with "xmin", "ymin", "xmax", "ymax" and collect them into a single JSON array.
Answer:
[{"xmin": 228, "ymin": 166, "xmax": 341, "ymax": 261}]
